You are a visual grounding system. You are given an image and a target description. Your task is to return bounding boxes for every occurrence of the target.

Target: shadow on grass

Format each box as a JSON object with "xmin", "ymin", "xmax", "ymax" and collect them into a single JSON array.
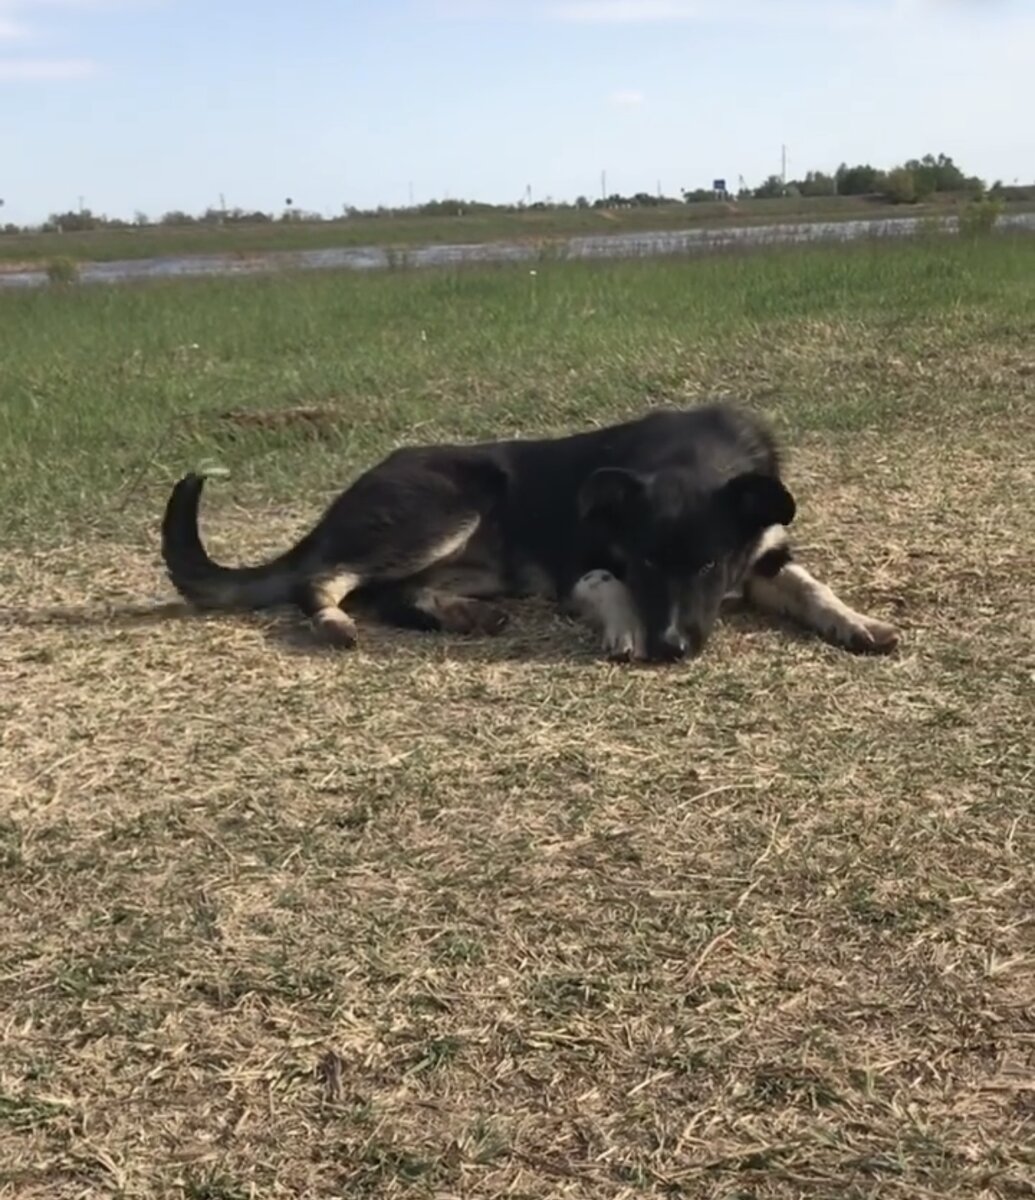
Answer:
[{"xmin": 1, "ymin": 593, "xmax": 844, "ymax": 667}]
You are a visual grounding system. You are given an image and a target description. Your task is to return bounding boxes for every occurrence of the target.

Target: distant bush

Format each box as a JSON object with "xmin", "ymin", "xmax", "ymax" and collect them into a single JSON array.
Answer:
[
  {"xmin": 885, "ymin": 168, "xmax": 918, "ymax": 205},
  {"xmin": 46, "ymin": 257, "xmax": 80, "ymax": 285},
  {"xmin": 958, "ymin": 197, "xmax": 1004, "ymax": 239},
  {"xmin": 44, "ymin": 209, "xmax": 99, "ymax": 233},
  {"xmin": 798, "ymin": 170, "xmax": 837, "ymax": 197},
  {"xmin": 835, "ymin": 163, "xmax": 886, "ymax": 196},
  {"xmin": 683, "ymin": 188, "xmax": 720, "ymax": 203},
  {"xmin": 991, "ymin": 182, "xmax": 1035, "ymax": 202}
]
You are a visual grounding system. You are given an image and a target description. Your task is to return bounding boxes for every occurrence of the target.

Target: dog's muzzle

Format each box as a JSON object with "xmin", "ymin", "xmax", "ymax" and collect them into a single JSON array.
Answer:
[{"xmin": 647, "ymin": 624, "xmax": 705, "ymax": 663}]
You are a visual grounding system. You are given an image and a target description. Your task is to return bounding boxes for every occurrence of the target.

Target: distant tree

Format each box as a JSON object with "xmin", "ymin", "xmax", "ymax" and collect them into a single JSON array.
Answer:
[
  {"xmin": 835, "ymin": 163, "xmax": 884, "ymax": 195},
  {"xmin": 593, "ymin": 193, "xmax": 634, "ymax": 208},
  {"xmin": 753, "ymin": 175, "xmax": 786, "ymax": 199},
  {"xmin": 797, "ymin": 170, "xmax": 836, "ymax": 197},
  {"xmin": 574, "ymin": 195, "xmax": 590, "ymax": 209},
  {"xmin": 903, "ymin": 152, "xmax": 978, "ymax": 195},
  {"xmin": 160, "ymin": 210, "xmax": 197, "ymax": 226},
  {"xmin": 901, "ymin": 157, "xmax": 938, "ymax": 199},
  {"xmin": 884, "ymin": 167, "xmax": 918, "ymax": 204},
  {"xmin": 46, "ymin": 208, "xmax": 99, "ymax": 232}
]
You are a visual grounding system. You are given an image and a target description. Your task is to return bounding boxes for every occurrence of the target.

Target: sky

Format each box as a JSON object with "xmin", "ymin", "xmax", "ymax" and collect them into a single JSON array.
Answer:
[{"xmin": 0, "ymin": 0, "xmax": 1032, "ymax": 225}]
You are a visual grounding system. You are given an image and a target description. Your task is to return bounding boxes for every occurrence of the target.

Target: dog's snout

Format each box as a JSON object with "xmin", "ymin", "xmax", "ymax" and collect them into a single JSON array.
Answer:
[
  {"xmin": 648, "ymin": 629, "xmax": 689, "ymax": 663},
  {"xmin": 650, "ymin": 624, "xmax": 709, "ymax": 663}
]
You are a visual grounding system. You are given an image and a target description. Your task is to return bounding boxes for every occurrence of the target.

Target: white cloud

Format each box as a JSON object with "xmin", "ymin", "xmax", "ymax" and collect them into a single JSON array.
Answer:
[
  {"xmin": 0, "ymin": 0, "xmax": 153, "ymax": 81},
  {"xmin": 610, "ymin": 88, "xmax": 645, "ymax": 107},
  {"xmin": 0, "ymin": 55, "xmax": 95, "ymax": 77}
]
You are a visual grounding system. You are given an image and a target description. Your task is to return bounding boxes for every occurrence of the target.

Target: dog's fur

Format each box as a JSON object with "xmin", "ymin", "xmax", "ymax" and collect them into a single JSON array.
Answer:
[{"xmin": 161, "ymin": 403, "xmax": 899, "ymax": 661}]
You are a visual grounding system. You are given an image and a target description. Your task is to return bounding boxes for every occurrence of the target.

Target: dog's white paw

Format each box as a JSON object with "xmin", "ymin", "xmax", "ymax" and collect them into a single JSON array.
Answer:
[
  {"xmin": 603, "ymin": 624, "xmax": 646, "ymax": 663},
  {"xmin": 572, "ymin": 569, "xmax": 646, "ymax": 662}
]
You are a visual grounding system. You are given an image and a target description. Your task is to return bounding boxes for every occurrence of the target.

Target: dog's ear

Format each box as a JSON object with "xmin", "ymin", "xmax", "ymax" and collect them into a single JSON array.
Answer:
[
  {"xmin": 718, "ymin": 472, "xmax": 796, "ymax": 533},
  {"xmin": 578, "ymin": 468, "xmax": 647, "ymax": 529}
]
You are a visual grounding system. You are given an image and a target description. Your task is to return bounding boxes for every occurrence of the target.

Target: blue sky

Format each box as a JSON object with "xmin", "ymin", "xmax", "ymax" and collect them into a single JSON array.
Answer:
[{"xmin": 1, "ymin": 0, "xmax": 1031, "ymax": 225}]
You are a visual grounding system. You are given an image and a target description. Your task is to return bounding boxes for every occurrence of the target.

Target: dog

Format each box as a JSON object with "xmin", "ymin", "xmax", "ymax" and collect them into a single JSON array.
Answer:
[{"xmin": 161, "ymin": 402, "xmax": 899, "ymax": 662}]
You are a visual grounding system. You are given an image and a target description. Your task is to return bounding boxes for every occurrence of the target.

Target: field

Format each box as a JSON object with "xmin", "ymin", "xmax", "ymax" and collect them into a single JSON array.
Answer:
[
  {"xmin": 3, "ymin": 193, "xmax": 1030, "ymax": 268},
  {"xmin": 1, "ymin": 235, "xmax": 1033, "ymax": 1199}
]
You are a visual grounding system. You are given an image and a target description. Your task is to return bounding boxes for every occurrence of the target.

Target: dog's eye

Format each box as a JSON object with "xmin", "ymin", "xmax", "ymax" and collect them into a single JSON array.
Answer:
[{"xmin": 699, "ymin": 560, "xmax": 716, "ymax": 576}]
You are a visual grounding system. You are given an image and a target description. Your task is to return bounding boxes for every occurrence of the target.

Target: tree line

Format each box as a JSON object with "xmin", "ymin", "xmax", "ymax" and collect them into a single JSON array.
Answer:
[
  {"xmin": 721, "ymin": 153, "xmax": 989, "ymax": 205},
  {"xmin": 2, "ymin": 152, "xmax": 1029, "ymax": 234}
]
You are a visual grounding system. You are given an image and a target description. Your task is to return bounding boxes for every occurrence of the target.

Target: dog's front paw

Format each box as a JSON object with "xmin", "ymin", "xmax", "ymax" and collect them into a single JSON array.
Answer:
[{"xmin": 603, "ymin": 625, "xmax": 646, "ymax": 663}]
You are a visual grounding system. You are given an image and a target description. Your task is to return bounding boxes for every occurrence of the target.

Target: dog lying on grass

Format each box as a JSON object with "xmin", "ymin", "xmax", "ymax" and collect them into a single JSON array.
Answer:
[{"xmin": 161, "ymin": 402, "xmax": 899, "ymax": 662}]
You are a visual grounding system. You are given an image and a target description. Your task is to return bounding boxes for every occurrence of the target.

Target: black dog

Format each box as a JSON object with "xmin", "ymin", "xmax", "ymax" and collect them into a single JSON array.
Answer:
[{"xmin": 161, "ymin": 402, "xmax": 899, "ymax": 661}]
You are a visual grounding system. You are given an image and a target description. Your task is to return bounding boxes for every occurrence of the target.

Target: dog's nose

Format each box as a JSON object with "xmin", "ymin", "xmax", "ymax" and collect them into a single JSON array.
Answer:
[{"xmin": 649, "ymin": 632, "xmax": 689, "ymax": 663}]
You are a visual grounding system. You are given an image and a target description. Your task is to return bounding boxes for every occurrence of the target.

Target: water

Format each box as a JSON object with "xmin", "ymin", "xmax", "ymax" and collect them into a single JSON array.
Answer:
[{"xmin": 2, "ymin": 211, "xmax": 1033, "ymax": 290}]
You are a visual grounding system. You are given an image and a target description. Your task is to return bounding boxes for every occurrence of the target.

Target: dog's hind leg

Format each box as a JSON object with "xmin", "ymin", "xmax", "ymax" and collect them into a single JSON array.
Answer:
[
  {"xmin": 369, "ymin": 584, "xmax": 510, "ymax": 637},
  {"xmin": 295, "ymin": 570, "xmax": 363, "ymax": 648},
  {"xmin": 745, "ymin": 559, "xmax": 899, "ymax": 654},
  {"xmin": 287, "ymin": 447, "xmax": 510, "ymax": 648},
  {"xmin": 297, "ymin": 514, "xmax": 484, "ymax": 648}
]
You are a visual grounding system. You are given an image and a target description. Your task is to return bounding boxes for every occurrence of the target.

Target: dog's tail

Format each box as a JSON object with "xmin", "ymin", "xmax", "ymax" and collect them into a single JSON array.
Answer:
[{"xmin": 161, "ymin": 472, "xmax": 311, "ymax": 610}]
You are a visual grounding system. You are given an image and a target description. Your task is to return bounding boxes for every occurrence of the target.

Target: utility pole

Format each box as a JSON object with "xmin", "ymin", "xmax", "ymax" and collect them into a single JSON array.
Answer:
[
  {"xmin": 601, "ymin": 169, "xmax": 607, "ymax": 203},
  {"xmin": 781, "ymin": 145, "xmax": 787, "ymax": 188}
]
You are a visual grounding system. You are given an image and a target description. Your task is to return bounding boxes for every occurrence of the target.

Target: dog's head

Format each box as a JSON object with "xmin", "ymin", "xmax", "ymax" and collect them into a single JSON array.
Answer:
[{"xmin": 578, "ymin": 465, "xmax": 796, "ymax": 661}]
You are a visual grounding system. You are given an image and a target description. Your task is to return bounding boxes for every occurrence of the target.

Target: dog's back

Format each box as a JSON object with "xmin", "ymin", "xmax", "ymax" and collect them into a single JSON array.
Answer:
[{"xmin": 485, "ymin": 403, "xmax": 782, "ymax": 582}]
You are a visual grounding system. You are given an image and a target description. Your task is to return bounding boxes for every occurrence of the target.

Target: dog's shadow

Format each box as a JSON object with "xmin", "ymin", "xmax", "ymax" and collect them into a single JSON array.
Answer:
[{"xmin": 3, "ymin": 594, "xmax": 821, "ymax": 667}]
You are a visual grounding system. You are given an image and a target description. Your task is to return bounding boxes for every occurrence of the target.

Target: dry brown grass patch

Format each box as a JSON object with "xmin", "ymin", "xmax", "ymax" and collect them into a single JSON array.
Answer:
[{"xmin": 1, "ymin": 420, "xmax": 1032, "ymax": 1198}]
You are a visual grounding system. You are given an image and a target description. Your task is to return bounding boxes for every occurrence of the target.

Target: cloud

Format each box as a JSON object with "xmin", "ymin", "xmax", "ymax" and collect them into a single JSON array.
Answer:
[
  {"xmin": 610, "ymin": 88, "xmax": 645, "ymax": 106},
  {"xmin": 0, "ymin": 0, "xmax": 152, "ymax": 80},
  {"xmin": 0, "ymin": 55, "xmax": 95, "ymax": 77}
]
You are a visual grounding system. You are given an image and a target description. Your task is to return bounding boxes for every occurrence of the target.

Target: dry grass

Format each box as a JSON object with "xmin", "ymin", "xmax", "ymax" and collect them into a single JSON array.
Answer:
[
  {"xmin": 2, "ymin": 241, "xmax": 1034, "ymax": 1196},
  {"xmin": 1, "ymin": 412, "xmax": 1032, "ymax": 1198}
]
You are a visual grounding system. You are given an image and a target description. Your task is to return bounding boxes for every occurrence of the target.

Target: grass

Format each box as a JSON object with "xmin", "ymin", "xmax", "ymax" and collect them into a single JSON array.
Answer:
[
  {"xmin": 1, "ymin": 233, "xmax": 1033, "ymax": 1198},
  {"xmin": 3, "ymin": 192, "xmax": 1030, "ymax": 268}
]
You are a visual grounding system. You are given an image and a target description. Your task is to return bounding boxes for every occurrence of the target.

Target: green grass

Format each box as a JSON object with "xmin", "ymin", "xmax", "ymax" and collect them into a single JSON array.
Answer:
[
  {"xmin": 3, "ymin": 192, "xmax": 1028, "ymax": 267},
  {"xmin": 1, "ymin": 232, "xmax": 1033, "ymax": 1198},
  {"xmin": 2, "ymin": 232, "xmax": 1033, "ymax": 545}
]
